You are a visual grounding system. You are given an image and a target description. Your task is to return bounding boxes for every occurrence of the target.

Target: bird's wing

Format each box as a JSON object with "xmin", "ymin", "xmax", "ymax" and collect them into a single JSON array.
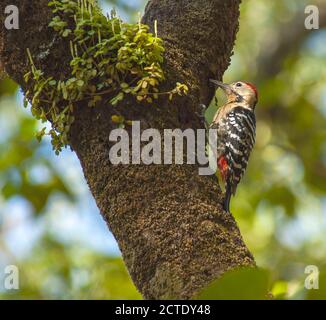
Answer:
[{"xmin": 224, "ymin": 106, "xmax": 256, "ymax": 194}]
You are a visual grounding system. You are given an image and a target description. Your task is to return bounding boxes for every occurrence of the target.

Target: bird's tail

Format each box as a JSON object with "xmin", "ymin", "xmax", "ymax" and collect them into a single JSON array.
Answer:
[{"xmin": 223, "ymin": 183, "xmax": 232, "ymax": 212}]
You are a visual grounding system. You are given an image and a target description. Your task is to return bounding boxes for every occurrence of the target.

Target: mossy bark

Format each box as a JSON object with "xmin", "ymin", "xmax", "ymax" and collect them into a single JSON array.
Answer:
[{"xmin": 0, "ymin": 0, "xmax": 255, "ymax": 299}]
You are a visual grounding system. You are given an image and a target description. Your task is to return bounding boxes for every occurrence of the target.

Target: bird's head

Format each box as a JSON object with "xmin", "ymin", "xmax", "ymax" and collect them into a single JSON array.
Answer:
[{"xmin": 210, "ymin": 80, "xmax": 258, "ymax": 109}]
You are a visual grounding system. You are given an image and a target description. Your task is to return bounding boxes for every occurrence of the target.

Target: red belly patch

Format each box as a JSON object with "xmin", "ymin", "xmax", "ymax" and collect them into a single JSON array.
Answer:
[{"xmin": 218, "ymin": 156, "xmax": 228, "ymax": 181}]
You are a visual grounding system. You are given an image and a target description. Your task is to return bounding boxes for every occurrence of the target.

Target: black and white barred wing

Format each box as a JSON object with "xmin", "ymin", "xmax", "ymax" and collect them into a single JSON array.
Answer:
[{"xmin": 225, "ymin": 106, "xmax": 256, "ymax": 194}]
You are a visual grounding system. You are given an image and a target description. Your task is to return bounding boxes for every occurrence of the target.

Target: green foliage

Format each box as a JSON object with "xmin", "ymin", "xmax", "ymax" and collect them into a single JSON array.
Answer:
[
  {"xmin": 24, "ymin": 0, "xmax": 188, "ymax": 154},
  {"xmin": 0, "ymin": 235, "xmax": 141, "ymax": 300},
  {"xmin": 197, "ymin": 267, "xmax": 271, "ymax": 300},
  {"xmin": 0, "ymin": 84, "xmax": 74, "ymax": 215}
]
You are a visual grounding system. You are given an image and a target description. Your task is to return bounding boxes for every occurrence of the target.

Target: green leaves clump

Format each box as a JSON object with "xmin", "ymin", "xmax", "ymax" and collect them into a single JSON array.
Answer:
[{"xmin": 24, "ymin": 0, "xmax": 188, "ymax": 154}]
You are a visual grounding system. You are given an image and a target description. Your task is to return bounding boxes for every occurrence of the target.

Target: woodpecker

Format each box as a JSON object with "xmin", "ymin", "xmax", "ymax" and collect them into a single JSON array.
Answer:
[{"xmin": 207, "ymin": 79, "xmax": 258, "ymax": 212}]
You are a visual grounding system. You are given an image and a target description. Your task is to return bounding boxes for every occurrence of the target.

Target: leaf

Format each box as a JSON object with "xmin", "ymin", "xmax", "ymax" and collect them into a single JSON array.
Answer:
[
  {"xmin": 62, "ymin": 29, "xmax": 72, "ymax": 37},
  {"xmin": 110, "ymin": 92, "xmax": 124, "ymax": 106},
  {"xmin": 120, "ymin": 82, "xmax": 129, "ymax": 89},
  {"xmin": 111, "ymin": 114, "xmax": 125, "ymax": 124},
  {"xmin": 23, "ymin": 98, "xmax": 29, "ymax": 108},
  {"xmin": 197, "ymin": 267, "xmax": 271, "ymax": 300},
  {"xmin": 76, "ymin": 79, "xmax": 84, "ymax": 87},
  {"xmin": 36, "ymin": 127, "xmax": 47, "ymax": 142}
]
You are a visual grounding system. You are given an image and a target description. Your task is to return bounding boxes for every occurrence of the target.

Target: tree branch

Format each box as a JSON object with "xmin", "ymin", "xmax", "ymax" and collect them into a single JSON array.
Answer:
[{"xmin": 0, "ymin": 0, "xmax": 255, "ymax": 299}]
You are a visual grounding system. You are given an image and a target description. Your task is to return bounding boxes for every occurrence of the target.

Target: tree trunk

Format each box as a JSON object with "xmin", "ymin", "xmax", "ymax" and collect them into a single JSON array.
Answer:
[{"xmin": 0, "ymin": 0, "xmax": 255, "ymax": 299}]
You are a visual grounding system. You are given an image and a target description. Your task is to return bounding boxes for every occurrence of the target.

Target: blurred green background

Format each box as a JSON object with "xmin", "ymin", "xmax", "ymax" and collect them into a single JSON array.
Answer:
[{"xmin": 1, "ymin": 0, "xmax": 326, "ymax": 299}]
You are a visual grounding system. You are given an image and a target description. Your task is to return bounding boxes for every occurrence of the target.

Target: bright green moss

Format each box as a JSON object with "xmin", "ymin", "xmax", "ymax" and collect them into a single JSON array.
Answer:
[{"xmin": 24, "ymin": 0, "xmax": 188, "ymax": 154}]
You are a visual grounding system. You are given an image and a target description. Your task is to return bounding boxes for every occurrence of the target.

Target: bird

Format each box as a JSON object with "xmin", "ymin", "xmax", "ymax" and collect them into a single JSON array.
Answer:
[{"xmin": 206, "ymin": 79, "xmax": 258, "ymax": 212}]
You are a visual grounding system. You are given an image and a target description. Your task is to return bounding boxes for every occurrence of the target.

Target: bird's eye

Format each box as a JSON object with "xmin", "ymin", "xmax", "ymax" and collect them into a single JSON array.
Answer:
[{"xmin": 236, "ymin": 82, "xmax": 242, "ymax": 87}]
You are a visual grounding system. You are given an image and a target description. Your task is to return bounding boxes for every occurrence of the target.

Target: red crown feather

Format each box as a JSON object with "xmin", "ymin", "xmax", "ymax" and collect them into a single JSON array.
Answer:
[{"xmin": 245, "ymin": 82, "xmax": 258, "ymax": 100}]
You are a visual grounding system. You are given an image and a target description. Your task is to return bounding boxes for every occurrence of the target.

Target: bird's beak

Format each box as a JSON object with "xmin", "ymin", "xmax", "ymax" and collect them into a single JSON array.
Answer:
[{"xmin": 209, "ymin": 79, "xmax": 233, "ymax": 95}]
